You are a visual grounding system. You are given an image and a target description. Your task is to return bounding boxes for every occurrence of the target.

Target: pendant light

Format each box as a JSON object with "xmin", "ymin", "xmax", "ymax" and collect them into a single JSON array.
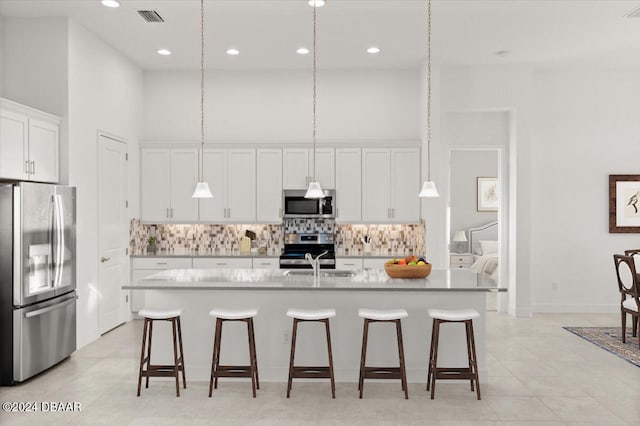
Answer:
[
  {"xmin": 419, "ymin": 0, "xmax": 440, "ymax": 198},
  {"xmin": 192, "ymin": 0, "xmax": 213, "ymax": 198},
  {"xmin": 304, "ymin": 2, "xmax": 325, "ymax": 199}
]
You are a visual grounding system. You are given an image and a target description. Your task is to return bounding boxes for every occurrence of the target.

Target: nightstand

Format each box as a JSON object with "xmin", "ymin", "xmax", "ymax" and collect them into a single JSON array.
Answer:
[{"xmin": 450, "ymin": 253, "xmax": 474, "ymax": 269}]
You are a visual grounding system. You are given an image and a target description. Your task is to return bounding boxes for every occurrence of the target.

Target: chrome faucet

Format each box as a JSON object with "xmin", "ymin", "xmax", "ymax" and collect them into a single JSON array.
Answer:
[{"xmin": 305, "ymin": 250, "xmax": 329, "ymax": 284}]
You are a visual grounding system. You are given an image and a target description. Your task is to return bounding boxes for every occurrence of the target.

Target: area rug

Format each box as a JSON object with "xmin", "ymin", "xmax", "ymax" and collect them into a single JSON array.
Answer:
[{"xmin": 564, "ymin": 327, "xmax": 640, "ymax": 368}]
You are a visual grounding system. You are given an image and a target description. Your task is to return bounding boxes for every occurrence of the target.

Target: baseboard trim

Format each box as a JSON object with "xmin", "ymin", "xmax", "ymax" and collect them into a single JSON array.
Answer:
[{"xmin": 532, "ymin": 303, "xmax": 618, "ymax": 314}]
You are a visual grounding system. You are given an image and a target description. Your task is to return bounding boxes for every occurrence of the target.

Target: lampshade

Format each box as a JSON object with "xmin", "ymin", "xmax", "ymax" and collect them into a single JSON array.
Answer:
[
  {"xmin": 418, "ymin": 180, "xmax": 439, "ymax": 197},
  {"xmin": 453, "ymin": 230, "xmax": 467, "ymax": 242},
  {"xmin": 192, "ymin": 181, "xmax": 213, "ymax": 198},
  {"xmin": 304, "ymin": 181, "xmax": 325, "ymax": 199}
]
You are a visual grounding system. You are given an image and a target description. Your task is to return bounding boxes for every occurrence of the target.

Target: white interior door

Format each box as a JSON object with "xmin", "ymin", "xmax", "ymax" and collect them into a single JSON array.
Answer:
[{"xmin": 98, "ymin": 134, "xmax": 128, "ymax": 334}]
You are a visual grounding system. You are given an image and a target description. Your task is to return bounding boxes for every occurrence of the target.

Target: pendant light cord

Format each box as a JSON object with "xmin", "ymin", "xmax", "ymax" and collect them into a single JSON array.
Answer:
[
  {"xmin": 426, "ymin": 0, "xmax": 432, "ymax": 182},
  {"xmin": 312, "ymin": 4, "xmax": 318, "ymax": 182},
  {"xmin": 200, "ymin": 0, "xmax": 205, "ymax": 181}
]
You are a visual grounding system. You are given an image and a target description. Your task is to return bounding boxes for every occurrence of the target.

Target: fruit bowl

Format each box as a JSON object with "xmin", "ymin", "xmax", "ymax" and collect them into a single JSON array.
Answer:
[{"xmin": 384, "ymin": 262, "xmax": 432, "ymax": 279}]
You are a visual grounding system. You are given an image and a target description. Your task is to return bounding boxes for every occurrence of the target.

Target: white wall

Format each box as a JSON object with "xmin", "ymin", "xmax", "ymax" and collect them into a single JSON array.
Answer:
[
  {"xmin": 0, "ymin": 17, "xmax": 4, "ymax": 97},
  {"xmin": 68, "ymin": 20, "xmax": 143, "ymax": 348},
  {"xmin": 143, "ymin": 69, "xmax": 419, "ymax": 142},
  {"xmin": 530, "ymin": 69, "xmax": 640, "ymax": 312}
]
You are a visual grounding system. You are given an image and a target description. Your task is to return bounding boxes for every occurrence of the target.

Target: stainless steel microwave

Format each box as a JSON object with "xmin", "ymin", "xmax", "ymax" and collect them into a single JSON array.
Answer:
[{"xmin": 283, "ymin": 189, "xmax": 335, "ymax": 218}]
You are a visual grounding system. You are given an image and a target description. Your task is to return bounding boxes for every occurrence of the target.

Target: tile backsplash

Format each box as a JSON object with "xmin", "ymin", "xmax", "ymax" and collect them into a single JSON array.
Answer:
[{"xmin": 130, "ymin": 219, "xmax": 425, "ymax": 256}]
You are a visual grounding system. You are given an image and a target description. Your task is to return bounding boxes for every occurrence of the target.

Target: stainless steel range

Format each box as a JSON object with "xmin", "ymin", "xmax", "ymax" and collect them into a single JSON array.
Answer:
[{"xmin": 279, "ymin": 233, "xmax": 336, "ymax": 269}]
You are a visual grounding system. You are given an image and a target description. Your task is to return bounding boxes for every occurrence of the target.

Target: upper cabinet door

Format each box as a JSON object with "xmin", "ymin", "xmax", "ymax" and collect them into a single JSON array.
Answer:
[
  {"xmin": 335, "ymin": 148, "xmax": 361, "ymax": 222},
  {"xmin": 256, "ymin": 149, "xmax": 283, "ymax": 223},
  {"xmin": 169, "ymin": 149, "xmax": 199, "ymax": 221},
  {"xmin": 141, "ymin": 149, "xmax": 171, "ymax": 222},
  {"xmin": 226, "ymin": 149, "xmax": 256, "ymax": 222},
  {"xmin": 362, "ymin": 149, "xmax": 391, "ymax": 222},
  {"xmin": 0, "ymin": 109, "xmax": 29, "ymax": 180},
  {"xmin": 390, "ymin": 148, "xmax": 421, "ymax": 222},
  {"xmin": 282, "ymin": 148, "xmax": 310, "ymax": 189},
  {"xmin": 28, "ymin": 118, "xmax": 59, "ymax": 183},
  {"xmin": 314, "ymin": 148, "xmax": 335, "ymax": 189},
  {"xmin": 199, "ymin": 149, "xmax": 227, "ymax": 222}
]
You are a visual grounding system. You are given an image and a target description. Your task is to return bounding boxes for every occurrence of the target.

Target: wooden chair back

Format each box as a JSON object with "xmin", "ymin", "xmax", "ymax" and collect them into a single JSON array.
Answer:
[{"xmin": 614, "ymin": 254, "xmax": 639, "ymax": 302}]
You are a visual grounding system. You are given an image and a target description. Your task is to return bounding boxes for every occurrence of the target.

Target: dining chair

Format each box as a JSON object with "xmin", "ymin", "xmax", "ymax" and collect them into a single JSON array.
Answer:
[{"xmin": 613, "ymin": 254, "xmax": 640, "ymax": 347}]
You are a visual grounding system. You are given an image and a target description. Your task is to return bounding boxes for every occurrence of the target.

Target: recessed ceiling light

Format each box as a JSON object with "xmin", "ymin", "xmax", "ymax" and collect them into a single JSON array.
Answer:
[
  {"xmin": 308, "ymin": 0, "xmax": 325, "ymax": 7},
  {"xmin": 226, "ymin": 48, "xmax": 240, "ymax": 56},
  {"xmin": 101, "ymin": 0, "xmax": 120, "ymax": 8},
  {"xmin": 157, "ymin": 49, "xmax": 171, "ymax": 56},
  {"xmin": 296, "ymin": 47, "xmax": 310, "ymax": 55},
  {"xmin": 367, "ymin": 47, "xmax": 381, "ymax": 54}
]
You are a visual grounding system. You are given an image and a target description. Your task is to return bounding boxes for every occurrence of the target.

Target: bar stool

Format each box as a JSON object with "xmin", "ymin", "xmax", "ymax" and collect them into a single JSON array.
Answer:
[
  {"xmin": 286, "ymin": 308, "xmax": 336, "ymax": 398},
  {"xmin": 137, "ymin": 308, "xmax": 186, "ymax": 397},
  {"xmin": 357, "ymin": 308, "xmax": 409, "ymax": 399},
  {"xmin": 208, "ymin": 308, "xmax": 259, "ymax": 398},
  {"xmin": 426, "ymin": 308, "xmax": 481, "ymax": 400}
]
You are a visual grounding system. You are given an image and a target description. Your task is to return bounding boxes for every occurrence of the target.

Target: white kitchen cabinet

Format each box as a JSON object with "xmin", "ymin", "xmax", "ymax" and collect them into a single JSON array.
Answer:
[
  {"xmin": 252, "ymin": 258, "xmax": 280, "ymax": 269},
  {"xmin": 130, "ymin": 258, "xmax": 193, "ymax": 312},
  {"xmin": 0, "ymin": 99, "xmax": 60, "ymax": 183},
  {"xmin": 200, "ymin": 148, "xmax": 256, "ymax": 223},
  {"xmin": 193, "ymin": 258, "xmax": 252, "ymax": 268},
  {"xmin": 335, "ymin": 148, "xmax": 361, "ymax": 222},
  {"xmin": 140, "ymin": 148, "xmax": 199, "ymax": 222},
  {"xmin": 336, "ymin": 258, "xmax": 363, "ymax": 271},
  {"xmin": 257, "ymin": 149, "xmax": 283, "ymax": 223},
  {"xmin": 283, "ymin": 147, "xmax": 334, "ymax": 189},
  {"xmin": 362, "ymin": 148, "xmax": 421, "ymax": 223}
]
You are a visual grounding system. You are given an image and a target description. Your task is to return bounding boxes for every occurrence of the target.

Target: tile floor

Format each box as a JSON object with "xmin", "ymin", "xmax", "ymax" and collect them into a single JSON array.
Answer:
[{"xmin": 1, "ymin": 313, "xmax": 638, "ymax": 425}]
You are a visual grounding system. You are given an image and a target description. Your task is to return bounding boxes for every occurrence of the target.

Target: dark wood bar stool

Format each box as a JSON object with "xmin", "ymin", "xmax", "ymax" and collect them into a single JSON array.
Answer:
[
  {"xmin": 137, "ymin": 308, "xmax": 186, "ymax": 397},
  {"xmin": 286, "ymin": 308, "xmax": 336, "ymax": 398},
  {"xmin": 357, "ymin": 308, "xmax": 409, "ymax": 399},
  {"xmin": 426, "ymin": 308, "xmax": 481, "ymax": 400},
  {"xmin": 209, "ymin": 308, "xmax": 259, "ymax": 398}
]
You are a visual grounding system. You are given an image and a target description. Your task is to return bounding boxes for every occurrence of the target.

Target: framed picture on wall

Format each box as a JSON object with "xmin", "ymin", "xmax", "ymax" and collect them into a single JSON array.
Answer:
[
  {"xmin": 477, "ymin": 177, "xmax": 498, "ymax": 212},
  {"xmin": 609, "ymin": 174, "xmax": 640, "ymax": 233}
]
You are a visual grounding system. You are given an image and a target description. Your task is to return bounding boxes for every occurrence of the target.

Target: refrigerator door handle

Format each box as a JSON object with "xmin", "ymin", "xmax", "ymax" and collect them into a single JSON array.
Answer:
[
  {"xmin": 24, "ymin": 295, "xmax": 78, "ymax": 318},
  {"xmin": 52, "ymin": 194, "xmax": 65, "ymax": 288}
]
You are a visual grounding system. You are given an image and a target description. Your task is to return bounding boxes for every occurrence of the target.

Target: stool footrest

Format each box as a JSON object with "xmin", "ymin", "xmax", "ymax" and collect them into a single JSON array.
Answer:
[
  {"xmin": 362, "ymin": 367, "xmax": 403, "ymax": 380},
  {"xmin": 142, "ymin": 363, "xmax": 184, "ymax": 378},
  {"xmin": 291, "ymin": 366, "xmax": 332, "ymax": 379},
  {"xmin": 433, "ymin": 367, "xmax": 475, "ymax": 380},
  {"xmin": 214, "ymin": 365, "xmax": 253, "ymax": 378}
]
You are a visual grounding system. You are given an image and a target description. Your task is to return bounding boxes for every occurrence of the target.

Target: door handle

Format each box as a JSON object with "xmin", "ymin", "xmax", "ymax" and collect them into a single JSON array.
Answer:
[
  {"xmin": 100, "ymin": 256, "xmax": 111, "ymax": 263},
  {"xmin": 31, "ymin": 161, "xmax": 35, "ymax": 175},
  {"xmin": 25, "ymin": 295, "xmax": 78, "ymax": 318},
  {"xmin": 25, "ymin": 161, "xmax": 30, "ymax": 174}
]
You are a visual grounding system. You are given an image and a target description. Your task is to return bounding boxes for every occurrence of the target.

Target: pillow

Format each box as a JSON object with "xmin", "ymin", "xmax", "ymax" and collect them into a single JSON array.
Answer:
[{"xmin": 479, "ymin": 240, "xmax": 498, "ymax": 255}]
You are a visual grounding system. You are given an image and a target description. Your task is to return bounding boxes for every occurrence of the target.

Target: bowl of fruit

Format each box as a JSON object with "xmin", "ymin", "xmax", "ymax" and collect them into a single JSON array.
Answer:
[{"xmin": 384, "ymin": 256, "xmax": 432, "ymax": 278}]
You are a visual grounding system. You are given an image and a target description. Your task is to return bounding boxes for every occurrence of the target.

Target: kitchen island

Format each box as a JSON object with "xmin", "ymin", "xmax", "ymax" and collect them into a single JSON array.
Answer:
[{"xmin": 123, "ymin": 269, "xmax": 504, "ymax": 384}]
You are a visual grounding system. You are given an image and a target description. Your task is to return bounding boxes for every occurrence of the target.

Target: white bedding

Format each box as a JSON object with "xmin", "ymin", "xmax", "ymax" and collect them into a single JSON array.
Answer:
[{"xmin": 470, "ymin": 254, "xmax": 499, "ymax": 280}]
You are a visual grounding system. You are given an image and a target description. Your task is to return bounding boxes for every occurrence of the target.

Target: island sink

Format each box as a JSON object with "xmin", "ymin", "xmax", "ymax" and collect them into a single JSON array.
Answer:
[{"xmin": 283, "ymin": 269, "xmax": 356, "ymax": 278}]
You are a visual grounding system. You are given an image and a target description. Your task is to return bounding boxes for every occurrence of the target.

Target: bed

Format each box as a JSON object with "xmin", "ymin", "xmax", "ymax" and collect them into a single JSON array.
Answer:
[{"xmin": 467, "ymin": 221, "xmax": 499, "ymax": 285}]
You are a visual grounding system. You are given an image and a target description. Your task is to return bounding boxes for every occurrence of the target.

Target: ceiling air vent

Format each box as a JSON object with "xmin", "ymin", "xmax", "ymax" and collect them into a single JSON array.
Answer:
[
  {"xmin": 624, "ymin": 6, "xmax": 640, "ymax": 18},
  {"xmin": 137, "ymin": 10, "xmax": 165, "ymax": 23}
]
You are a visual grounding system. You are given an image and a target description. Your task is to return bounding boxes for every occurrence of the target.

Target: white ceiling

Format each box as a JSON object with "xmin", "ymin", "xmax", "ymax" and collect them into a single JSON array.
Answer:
[{"xmin": 2, "ymin": 0, "xmax": 640, "ymax": 70}]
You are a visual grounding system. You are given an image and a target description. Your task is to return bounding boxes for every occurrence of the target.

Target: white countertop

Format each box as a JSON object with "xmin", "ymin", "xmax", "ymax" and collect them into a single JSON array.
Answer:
[{"xmin": 122, "ymin": 268, "xmax": 505, "ymax": 292}]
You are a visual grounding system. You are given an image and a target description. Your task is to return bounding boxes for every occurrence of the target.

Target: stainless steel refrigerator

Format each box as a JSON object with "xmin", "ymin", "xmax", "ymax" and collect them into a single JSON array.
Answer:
[{"xmin": 0, "ymin": 182, "xmax": 76, "ymax": 385}]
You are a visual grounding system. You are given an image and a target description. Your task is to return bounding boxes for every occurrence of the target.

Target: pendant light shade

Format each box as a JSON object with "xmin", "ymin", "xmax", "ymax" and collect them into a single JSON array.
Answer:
[
  {"xmin": 192, "ymin": 181, "xmax": 213, "ymax": 198},
  {"xmin": 419, "ymin": 180, "xmax": 439, "ymax": 198},
  {"xmin": 192, "ymin": 0, "xmax": 213, "ymax": 199},
  {"xmin": 305, "ymin": 0, "xmax": 325, "ymax": 199},
  {"xmin": 419, "ymin": 0, "xmax": 440, "ymax": 198},
  {"xmin": 304, "ymin": 181, "xmax": 325, "ymax": 199}
]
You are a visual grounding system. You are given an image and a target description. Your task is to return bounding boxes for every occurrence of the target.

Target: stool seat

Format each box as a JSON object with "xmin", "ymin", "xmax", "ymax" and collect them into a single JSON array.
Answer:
[
  {"xmin": 287, "ymin": 308, "xmax": 336, "ymax": 320},
  {"xmin": 358, "ymin": 308, "xmax": 408, "ymax": 321},
  {"xmin": 428, "ymin": 308, "xmax": 479, "ymax": 321},
  {"xmin": 139, "ymin": 308, "xmax": 183, "ymax": 320},
  {"xmin": 209, "ymin": 308, "xmax": 258, "ymax": 319}
]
